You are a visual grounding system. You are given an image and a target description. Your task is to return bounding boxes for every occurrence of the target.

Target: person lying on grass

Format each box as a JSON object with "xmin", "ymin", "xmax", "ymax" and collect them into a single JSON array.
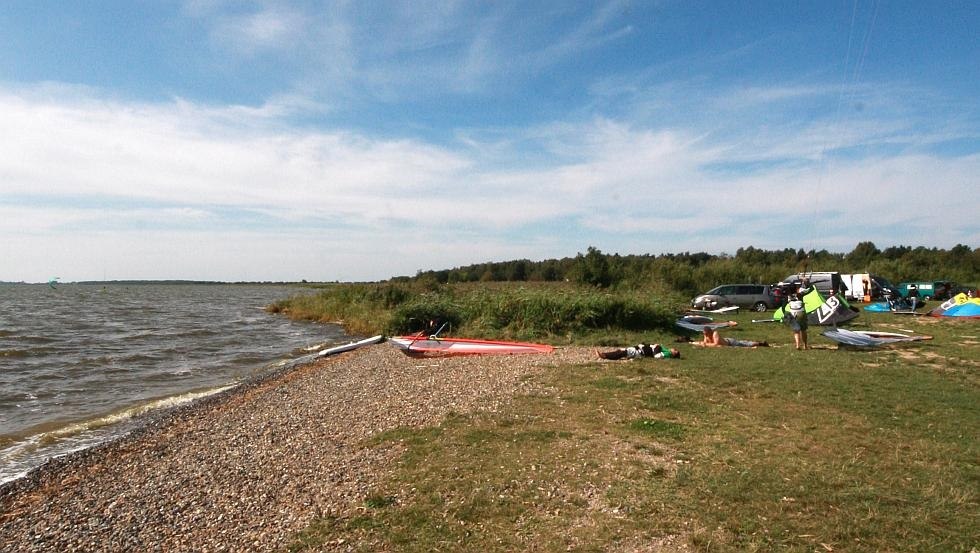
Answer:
[
  {"xmin": 596, "ymin": 343, "xmax": 680, "ymax": 360},
  {"xmin": 697, "ymin": 326, "xmax": 768, "ymax": 348}
]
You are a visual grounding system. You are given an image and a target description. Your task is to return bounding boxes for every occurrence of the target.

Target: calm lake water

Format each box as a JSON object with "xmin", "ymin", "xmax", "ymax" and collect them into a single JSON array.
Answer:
[{"xmin": 0, "ymin": 283, "xmax": 344, "ymax": 485}]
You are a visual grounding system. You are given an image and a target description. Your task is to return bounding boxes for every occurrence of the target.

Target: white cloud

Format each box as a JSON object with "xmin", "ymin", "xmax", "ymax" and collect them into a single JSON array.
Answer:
[
  {"xmin": 1, "ymin": 83, "xmax": 976, "ymax": 282},
  {"xmin": 206, "ymin": 5, "xmax": 309, "ymax": 55}
]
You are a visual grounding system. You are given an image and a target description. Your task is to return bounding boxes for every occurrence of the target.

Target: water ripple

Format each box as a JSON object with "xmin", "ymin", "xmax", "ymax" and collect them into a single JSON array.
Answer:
[{"xmin": 0, "ymin": 283, "xmax": 344, "ymax": 485}]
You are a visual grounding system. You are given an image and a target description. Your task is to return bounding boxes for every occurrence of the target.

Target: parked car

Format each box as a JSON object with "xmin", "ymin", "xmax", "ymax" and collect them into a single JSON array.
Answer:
[
  {"xmin": 776, "ymin": 272, "xmax": 847, "ymax": 298},
  {"xmin": 691, "ymin": 284, "xmax": 778, "ymax": 312},
  {"xmin": 898, "ymin": 281, "xmax": 954, "ymax": 301}
]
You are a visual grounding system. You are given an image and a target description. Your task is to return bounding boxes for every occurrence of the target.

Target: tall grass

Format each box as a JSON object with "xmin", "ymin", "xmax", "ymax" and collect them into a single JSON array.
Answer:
[{"xmin": 271, "ymin": 281, "xmax": 687, "ymax": 340}]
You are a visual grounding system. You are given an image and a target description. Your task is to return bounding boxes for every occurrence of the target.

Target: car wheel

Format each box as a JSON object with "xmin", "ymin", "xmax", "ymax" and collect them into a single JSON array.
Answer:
[{"xmin": 753, "ymin": 302, "xmax": 768, "ymax": 312}]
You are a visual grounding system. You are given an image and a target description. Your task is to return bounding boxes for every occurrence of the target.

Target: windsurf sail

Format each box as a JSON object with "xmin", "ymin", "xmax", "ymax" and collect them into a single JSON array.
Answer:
[
  {"xmin": 821, "ymin": 328, "xmax": 933, "ymax": 347},
  {"xmin": 773, "ymin": 288, "xmax": 858, "ymax": 326},
  {"xmin": 675, "ymin": 316, "xmax": 738, "ymax": 333}
]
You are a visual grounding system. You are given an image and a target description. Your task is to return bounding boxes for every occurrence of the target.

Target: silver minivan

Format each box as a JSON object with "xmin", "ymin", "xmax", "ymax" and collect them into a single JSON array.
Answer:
[{"xmin": 691, "ymin": 284, "xmax": 777, "ymax": 312}]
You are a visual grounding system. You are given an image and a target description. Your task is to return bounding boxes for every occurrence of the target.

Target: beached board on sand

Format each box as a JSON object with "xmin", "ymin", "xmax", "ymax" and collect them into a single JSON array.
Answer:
[
  {"xmin": 389, "ymin": 336, "xmax": 554, "ymax": 357},
  {"xmin": 318, "ymin": 335, "xmax": 385, "ymax": 357}
]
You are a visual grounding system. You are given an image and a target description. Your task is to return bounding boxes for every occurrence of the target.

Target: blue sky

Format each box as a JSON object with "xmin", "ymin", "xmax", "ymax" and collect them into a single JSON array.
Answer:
[{"xmin": 1, "ymin": 1, "xmax": 977, "ymax": 282}]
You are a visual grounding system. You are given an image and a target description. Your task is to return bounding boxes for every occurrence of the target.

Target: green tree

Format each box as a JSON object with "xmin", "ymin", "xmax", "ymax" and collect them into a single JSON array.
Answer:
[
  {"xmin": 846, "ymin": 241, "xmax": 881, "ymax": 269},
  {"xmin": 573, "ymin": 246, "xmax": 613, "ymax": 288}
]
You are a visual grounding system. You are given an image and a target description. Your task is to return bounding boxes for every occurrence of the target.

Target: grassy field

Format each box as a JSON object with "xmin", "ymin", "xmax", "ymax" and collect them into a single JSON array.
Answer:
[{"xmin": 285, "ymin": 308, "xmax": 978, "ymax": 552}]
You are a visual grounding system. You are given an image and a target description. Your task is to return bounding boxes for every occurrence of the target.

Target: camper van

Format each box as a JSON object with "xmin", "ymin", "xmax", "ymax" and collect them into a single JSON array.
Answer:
[
  {"xmin": 898, "ymin": 281, "xmax": 955, "ymax": 301},
  {"xmin": 841, "ymin": 274, "xmax": 867, "ymax": 301},
  {"xmin": 840, "ymin": 273, "xmax": 901, "ymax": 302}
]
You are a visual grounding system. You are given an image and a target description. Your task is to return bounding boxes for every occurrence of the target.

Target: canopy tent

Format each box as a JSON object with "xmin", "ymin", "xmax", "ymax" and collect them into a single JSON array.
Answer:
[
  {"xmin": 928, "ymin": 293, "xmax": 980, "ymax": 318},
  {"xmin": 773, "ymin": 288, "xmax": 859, "ymax": 326}
]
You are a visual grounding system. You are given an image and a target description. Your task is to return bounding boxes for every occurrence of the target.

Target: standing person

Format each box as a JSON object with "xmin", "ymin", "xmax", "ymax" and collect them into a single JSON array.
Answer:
[
  {"xmin": 907, "ymin": 283, "xmax": 920, "ymax": 310},
  {"xmin": 596, "ymin": 343, "xmax": 680, "ymax": 360},
  {"xmin": 784, "ymin": 280, "xmax": 810, "ymax": 350}
]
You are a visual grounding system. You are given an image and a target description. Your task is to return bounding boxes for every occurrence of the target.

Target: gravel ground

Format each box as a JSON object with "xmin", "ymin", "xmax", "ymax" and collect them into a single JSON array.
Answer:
[{"xmin": 0, "ymin": 343, "xmax": 595, "ymax": 552}]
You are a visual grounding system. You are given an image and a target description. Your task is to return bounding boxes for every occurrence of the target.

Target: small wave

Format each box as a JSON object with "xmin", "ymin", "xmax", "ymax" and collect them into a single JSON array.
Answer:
[
  {"xmin": 300, "ymin": 342, "xmax": 331, "ymax": 353},
  {"xmin": 0, "ymin": 384, "xmax": 241, "ymax": 484},
  {"xmin": 2, "ymin": 384, "xmax": 238, "ymax": 448},
  {"xmin": 15, "ymin": 335, "xmax": 58, "ymax": 345},
  {"xmin": 228, "ymin": 353, "xmax": 275, "ymax": 366}
]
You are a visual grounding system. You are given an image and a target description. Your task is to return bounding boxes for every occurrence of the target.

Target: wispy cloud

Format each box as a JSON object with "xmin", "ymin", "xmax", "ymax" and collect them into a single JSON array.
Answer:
[
  {"xmin": 3, "ymin": 0, "xmax": 978, "ymax": 283},
  {"xmin": 184, "ymin": 1, "xmax": 309, "ymax": 54},
  {"xmin": 3, "ymin": 83, "xmax": 976, "ymax": 263}
]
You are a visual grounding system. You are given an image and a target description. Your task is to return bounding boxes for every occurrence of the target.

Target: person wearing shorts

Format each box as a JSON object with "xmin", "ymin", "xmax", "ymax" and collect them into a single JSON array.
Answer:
[
  {"xmin": 596, "ymin": 343, "xmax": 680, "ymax": 360},
  {"xmin": 698, "ymin": 326, "xmax": 768, "ymax": 348},
  {"xmin": 785, "ymin": 297, "xmax": 809, "ymax": 350}
]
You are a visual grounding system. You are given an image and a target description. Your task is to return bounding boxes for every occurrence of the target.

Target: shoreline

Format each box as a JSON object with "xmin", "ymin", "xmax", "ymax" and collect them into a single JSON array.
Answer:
[
  {"xmin": 0, "ymin": 342, "xmax": 594, "ymax": 551},
  {"xmin": 0, "ymin": 349, "xmax": 310, "ymax": 498},
  {"xmin": 0, "ymin": 344, "xmax": 324, "ymax": 493}
]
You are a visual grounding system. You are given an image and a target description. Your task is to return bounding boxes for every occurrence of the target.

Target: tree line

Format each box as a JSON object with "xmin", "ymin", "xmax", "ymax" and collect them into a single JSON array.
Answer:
[{"xmin": 398, "ymin": 243, "xmax": 979, "ymax": 297}]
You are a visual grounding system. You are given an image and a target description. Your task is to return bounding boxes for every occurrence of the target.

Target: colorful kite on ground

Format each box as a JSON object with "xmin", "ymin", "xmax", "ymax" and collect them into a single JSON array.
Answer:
[
  {"xmin": 773, "ymin": 288, "xmax": 859, "ymax": 326},
  {"xmin": 928, "ymin": 293, "xmax": 980, "ymax": 319}
]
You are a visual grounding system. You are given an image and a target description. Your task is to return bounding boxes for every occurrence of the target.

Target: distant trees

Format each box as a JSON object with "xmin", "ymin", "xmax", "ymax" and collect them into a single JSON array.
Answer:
[{"xmin": 406, "ymin": 243, "xmax": 979, "ymax": 295}]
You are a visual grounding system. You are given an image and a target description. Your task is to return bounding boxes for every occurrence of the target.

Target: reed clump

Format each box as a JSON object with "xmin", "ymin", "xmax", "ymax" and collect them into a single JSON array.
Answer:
[{"xmin": 271, "ymin": 281, "xmax": 685, "ymax": 340}]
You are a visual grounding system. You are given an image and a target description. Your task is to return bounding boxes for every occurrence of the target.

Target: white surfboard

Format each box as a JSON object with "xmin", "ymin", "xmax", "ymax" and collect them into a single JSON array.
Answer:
[{"xmin": 318, "ymin": 335, "xmax": 385, "ymax": 357}]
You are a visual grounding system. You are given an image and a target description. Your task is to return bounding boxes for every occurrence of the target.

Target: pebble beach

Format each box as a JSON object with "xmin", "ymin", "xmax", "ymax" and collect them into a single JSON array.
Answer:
[{"xmin": 0, "ymin": 343, "xmax": 595, "ymax": 552}]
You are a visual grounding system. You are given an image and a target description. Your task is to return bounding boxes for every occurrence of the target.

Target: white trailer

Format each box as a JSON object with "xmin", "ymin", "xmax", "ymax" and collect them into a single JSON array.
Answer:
[{"xmin": 841, "ymin": 273, "xmax": 872, "ymax": 302}]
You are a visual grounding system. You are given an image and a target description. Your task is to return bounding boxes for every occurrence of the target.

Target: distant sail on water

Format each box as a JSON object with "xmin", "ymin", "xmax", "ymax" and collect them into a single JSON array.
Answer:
[{"xmin": 48, "ymin": 277, "xmax": 60, "ymax": 289}]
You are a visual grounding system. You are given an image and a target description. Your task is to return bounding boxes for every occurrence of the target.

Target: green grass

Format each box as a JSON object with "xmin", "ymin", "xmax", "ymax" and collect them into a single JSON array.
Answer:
[
  {"xmin": 285, "ymin": 299, "xmax": 979, "ymax": 552},
  {"xmin": 272, "ymin": 280, "xmax": 686, "ymax": 340}
]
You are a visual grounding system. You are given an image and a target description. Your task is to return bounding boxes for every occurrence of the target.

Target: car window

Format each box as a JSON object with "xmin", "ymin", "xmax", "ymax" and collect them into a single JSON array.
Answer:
[{"xmin": 716, "ymin": 286, "xmax": 736, "ymax": 295}]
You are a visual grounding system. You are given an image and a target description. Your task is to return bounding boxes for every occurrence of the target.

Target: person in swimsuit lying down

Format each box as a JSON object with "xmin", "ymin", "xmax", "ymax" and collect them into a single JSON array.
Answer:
[
  {"xmin": 596, "ymin": 343, "xmax": 681, "ymax": 360},
  {"xmin": 697, "ymin": 326, "xmax": 768, "ymax": 348}
]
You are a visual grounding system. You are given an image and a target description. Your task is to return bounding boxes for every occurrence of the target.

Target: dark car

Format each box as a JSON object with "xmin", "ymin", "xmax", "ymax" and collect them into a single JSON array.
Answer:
[{"xmin": 691, "ymin": 284, "xmax": 778, "ymax": 312}]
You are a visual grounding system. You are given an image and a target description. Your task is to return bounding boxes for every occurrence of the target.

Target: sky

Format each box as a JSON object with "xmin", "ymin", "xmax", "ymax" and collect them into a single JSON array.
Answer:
[{"xmin": 1, "ymin": 1, "xmax": 977, "ymax": 283}]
